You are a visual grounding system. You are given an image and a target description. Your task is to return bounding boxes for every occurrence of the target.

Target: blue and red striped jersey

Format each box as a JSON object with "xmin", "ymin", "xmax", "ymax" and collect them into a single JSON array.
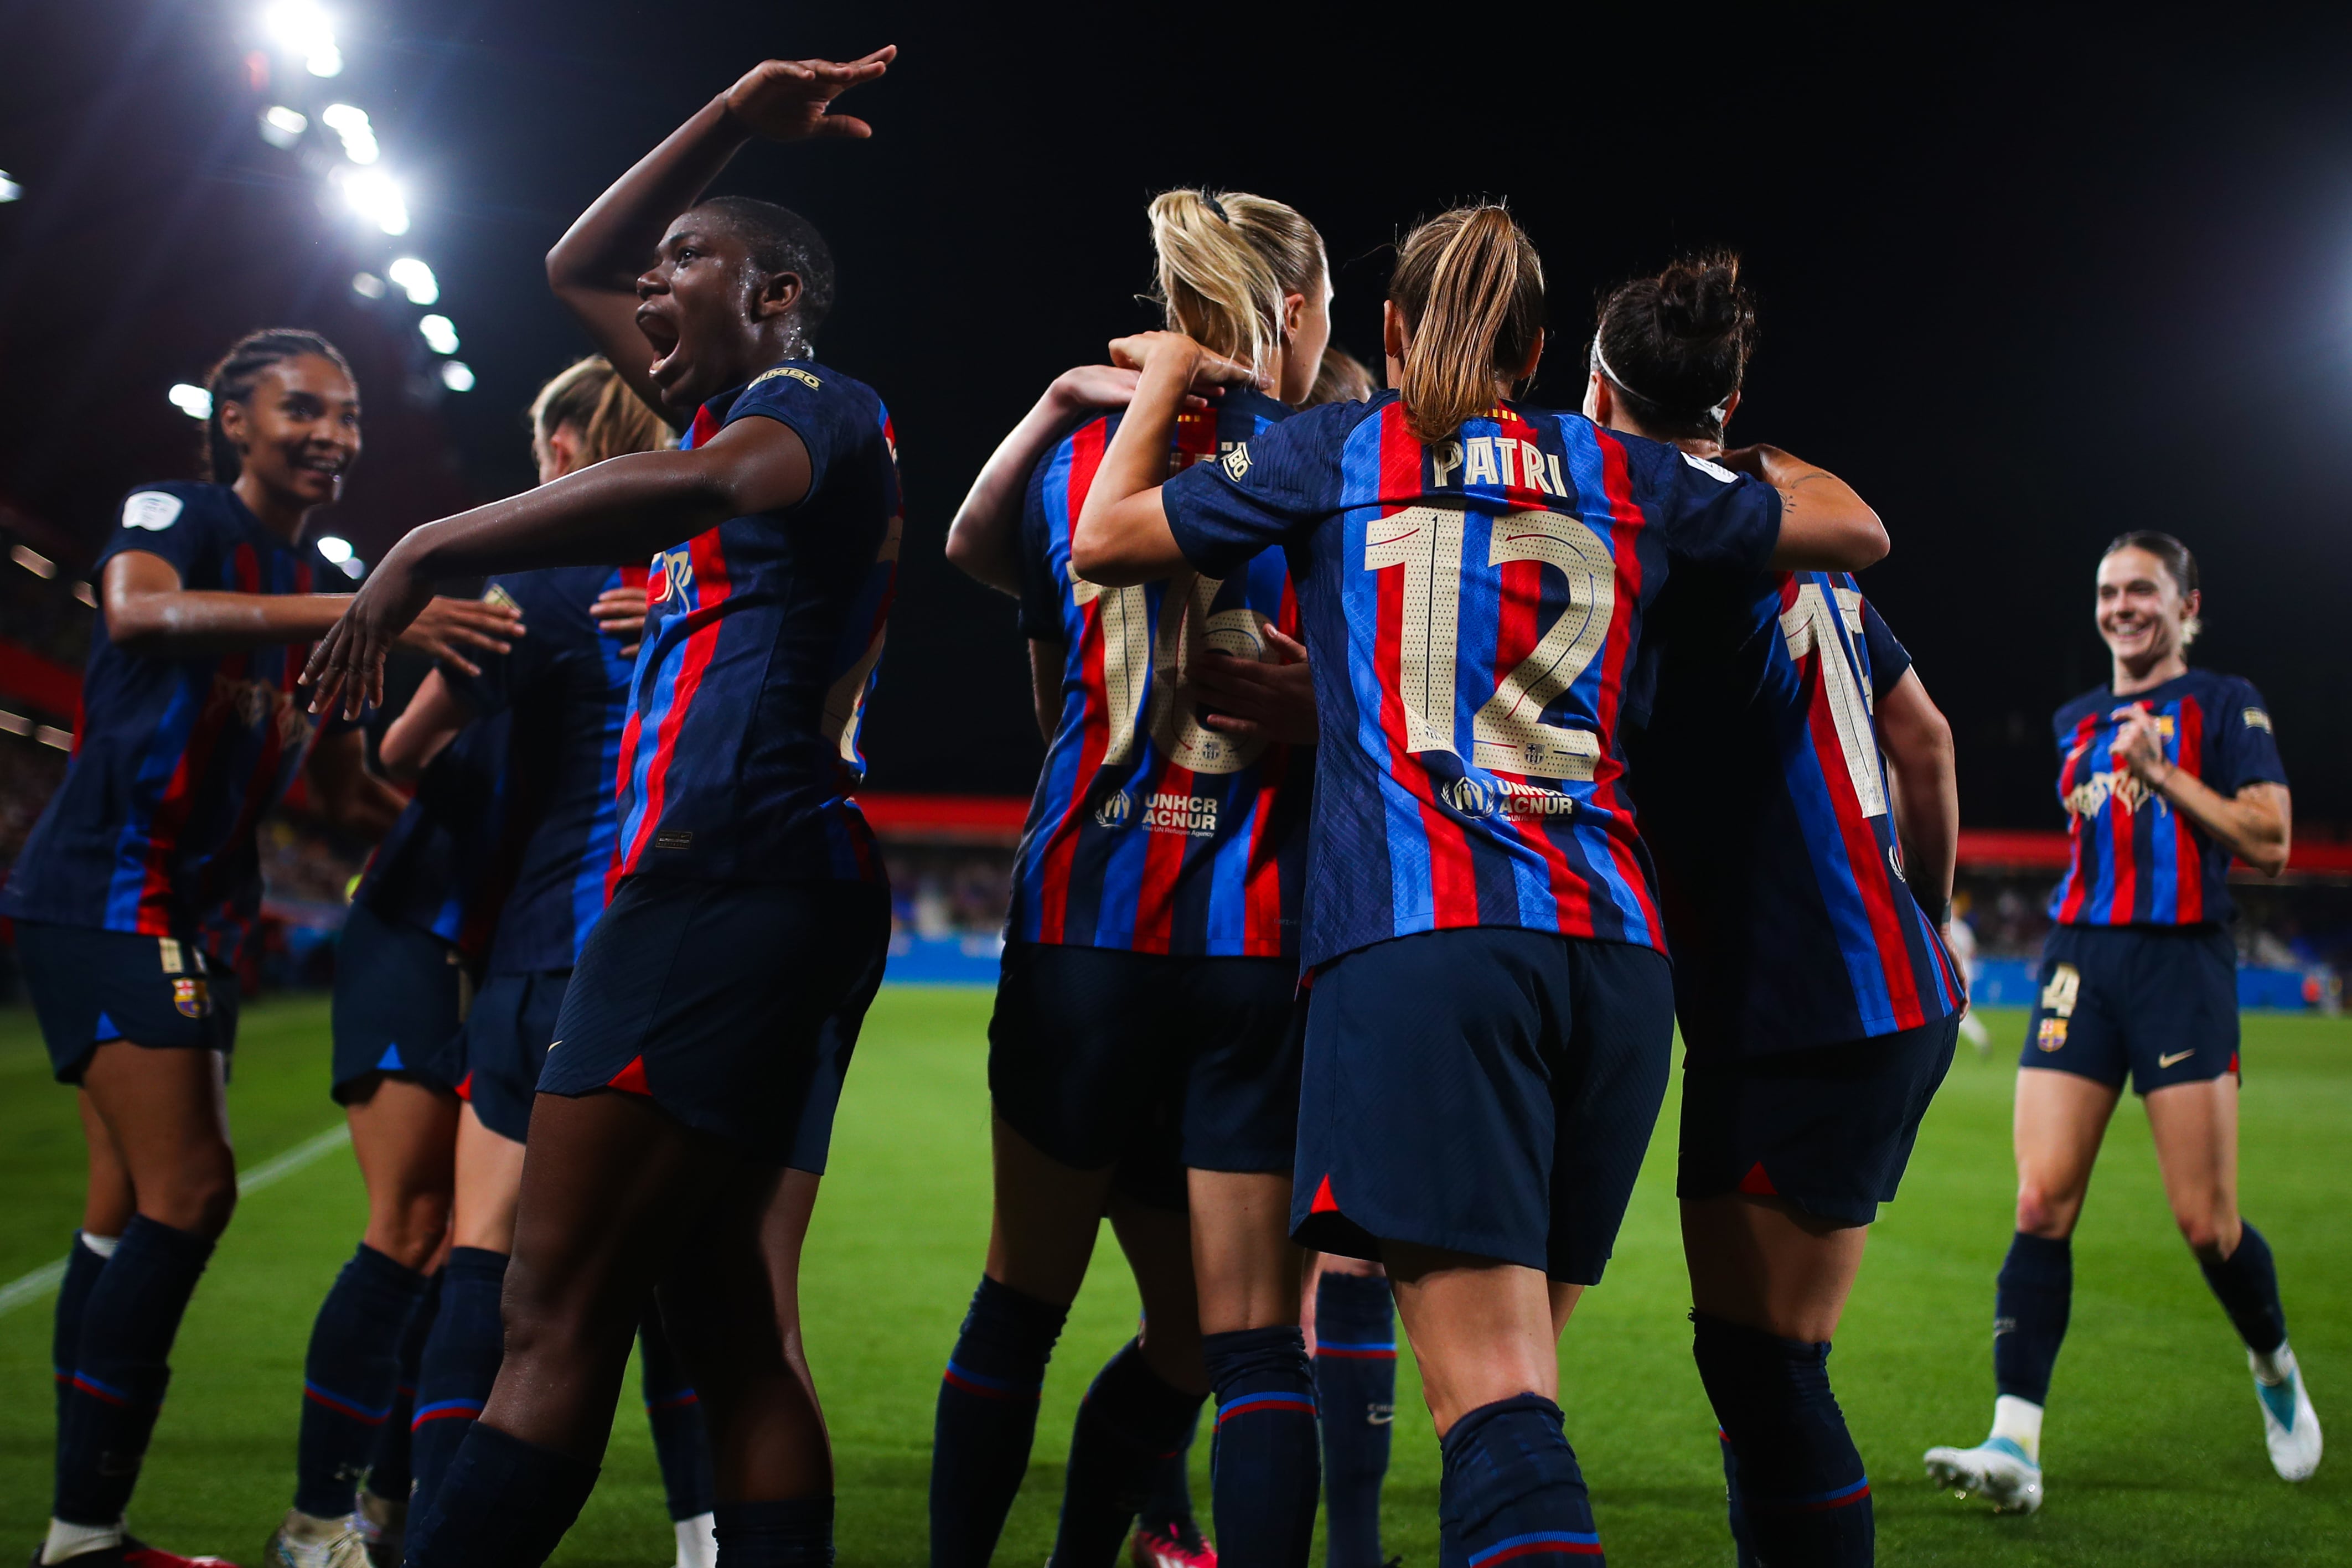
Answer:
[
  {"xmin": 1007, "ymin": 389, "xmax": 1311, "ymax": 957},
  {"xmin": 2048, "ymin": 669, "xmax": 2284, "ymax": 927},
  {"xmin": 1, "ymin": 482, "xmax": 337, "ymax": 963},
  {"xmin": 1162, "ymin": 393, "xmax": 1781, "ymax": 970},
  {"xmin": 1630, "ymin": 571, "xmax": 1960, "ymax": 1054},
  {"xmin": 441, "ymin": 565, "xmax": 640, "ymax": 972},
  {"xmin": 613, "ymin": 361, "xmax": 899, "ymax": 886},
  {"xmin": 350, "ymin": 708, "xmax": 517, "ymax": 965}
]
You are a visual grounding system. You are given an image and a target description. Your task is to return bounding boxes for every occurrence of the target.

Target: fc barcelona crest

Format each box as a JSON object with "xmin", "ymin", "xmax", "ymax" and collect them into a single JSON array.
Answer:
[{"xmin": 173, "ymin": 977, "xmax": 210, "ymax": 1018}]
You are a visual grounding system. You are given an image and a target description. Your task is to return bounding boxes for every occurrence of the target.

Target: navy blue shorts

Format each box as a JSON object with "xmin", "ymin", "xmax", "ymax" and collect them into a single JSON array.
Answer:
[
  {"xmin": 330, "ymin": 902, "xmax": 471, "ymax": 1103},
  {"xmin": 988, "ymin": 942, "xmax": 1303, "ymax": 1211},
  {"xmin": 1293, "ymin": 927, "xmax": 1675, "ymax": 1285},
  {"xmin": 2024, "ymin": 924, "xmax": 2240, "ymax": 1095},
  {"xmin": 13, "ymin": 922, "xmax": 240, "ymax": 1084},
  {"xmin": 1678, "ymin": 1014, "xmax": 1959, "ymax": 1226},
  {"xmin": 544, "ymin": 876, "xmax": 891, "ymax": 1169},
  {"xmin": 447, "ymin": 969, "xmax": 570, "ymax": 1143}
]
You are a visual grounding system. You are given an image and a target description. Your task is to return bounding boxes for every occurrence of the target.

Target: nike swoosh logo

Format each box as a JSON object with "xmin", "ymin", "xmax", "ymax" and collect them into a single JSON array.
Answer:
[{"xmin": 2158, "ymin": 1049, "xmax": 2194, "ymax": 1068}]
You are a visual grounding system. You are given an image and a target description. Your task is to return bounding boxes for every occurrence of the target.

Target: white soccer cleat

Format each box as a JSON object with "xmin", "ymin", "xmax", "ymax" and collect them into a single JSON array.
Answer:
[
  {"xmin": 261, "ymin": 1509, "xmax": 370, "ymax": 1568},
  {"xmin": 2253, "ymin": 1348, "xmax": 2323, "ymax": 1482},
  {"xmin": 1924, "ymin": 1435, "xmax": 2044, "ymax": 1514}
]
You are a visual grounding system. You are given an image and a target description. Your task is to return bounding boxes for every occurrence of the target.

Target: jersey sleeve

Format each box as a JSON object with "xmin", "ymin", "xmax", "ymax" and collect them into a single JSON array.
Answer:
[
  {"xmin": 1162, "ymin": 410, "xmax": 1338, "ymax": 578},
  {"xmin": 1016, "ymin": 442, "xmax": 1069, "ymax": 643},
  {"xmin": 1860, "ymin": 599, "xmax": 1913, "ymax": 700},
  {"xmin": 94, "ymin": 486, "xmax": 218, "ymax": 582},
  {"xmin": 2211, "ymin": 679, "xmax": 2289, "ymax": 793},
  {"xmin": 723, "ymin": 368, "xmax": 863, "ymax": 499},
  {"xmin": 1648, "ymin": 451, "xmax": 1782, "ymax": 573}
]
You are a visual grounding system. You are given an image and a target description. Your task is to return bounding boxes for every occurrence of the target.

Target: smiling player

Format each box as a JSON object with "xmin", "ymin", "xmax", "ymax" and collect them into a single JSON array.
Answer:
[{"xmin": 1926, "ymin": 531, "xmax": 2317, "ymax": 1511}]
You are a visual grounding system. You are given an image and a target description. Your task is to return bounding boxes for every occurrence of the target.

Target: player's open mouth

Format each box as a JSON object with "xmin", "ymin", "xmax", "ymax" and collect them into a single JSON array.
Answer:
[{"xmin": 293, "ymin": 453, "xmax": 347, "ymax": 478}]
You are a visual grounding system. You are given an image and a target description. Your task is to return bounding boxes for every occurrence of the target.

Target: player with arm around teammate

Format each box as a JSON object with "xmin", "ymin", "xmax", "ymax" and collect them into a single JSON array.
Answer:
[
  {"xmin": 1598, "ymin": 256, "xmax": 1963, "ymax": 1567},
  {"xmin": 302, "ymin": 51, "xmax": 900, "ymax": 1568},
  {"xmin": 1925, "ymin": 532, "xmax": 2314, "ymax": 1510},
  {"xmin": 933, "ymin": 188, "xmax": 1332, "ymax": 1568},
  {"xmin": 0, "ymin": 329, "xmax": 516, "ymax": 1568},
  {"xmin": 1071, "ymin": 205, "xmax": 1889, "ymax": 1566}
]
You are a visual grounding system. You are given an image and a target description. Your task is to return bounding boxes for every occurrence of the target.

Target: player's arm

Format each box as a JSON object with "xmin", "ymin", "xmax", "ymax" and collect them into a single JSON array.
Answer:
[
  {"xmin": 1071, "ymin": 333, "xmax": 1259, "ymax": 586},
  {"xmin": 1716, "ymin": 445, "xmax": 1888, "ymax": 572},
  {"xmin": 378, "ymin": 670, "xmax": 481, "ymax": 784},
  {"xmin": 1028, "ymin": 640, "xmax": 1062, "ymax": 742},
  {"xmin": 302, "ymin": 726, "xmax": 406, "ymax": 839},
  {"xmin": 545, "ymin": 49, "xmax": 895, "ymax": 411},
  {"xmin": 1876, "ymin": 667, "xmax": 1957, "ymax": 920},
  {"xmin": 2111, "ymin": 708, "xmax": 2291, "ymax": 875},
  {"xmin": 303, "ymin": 416, "xmax": 808, "ymax": 717},
  {"xmin": 102, "ymin": 551, "xmax": 523, "ymax": 674}
]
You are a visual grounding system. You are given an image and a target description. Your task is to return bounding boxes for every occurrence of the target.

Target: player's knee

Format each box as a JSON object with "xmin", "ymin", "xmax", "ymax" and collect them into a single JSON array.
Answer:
[
  {"xmin": 2173, "ymin": 1209, "xmax": 2230, "ymax": 1259},
  {"xmin": 2013, "ymin": 1184, "xmax": 2077, "ymax": 1238},
  {"xmin": 368, "ymin": 1194, "xmax": 450, "ymax": 1271},
  {"xmin": 147, "ymin": 1161, "xmax": 237, "ymax": 1239}
]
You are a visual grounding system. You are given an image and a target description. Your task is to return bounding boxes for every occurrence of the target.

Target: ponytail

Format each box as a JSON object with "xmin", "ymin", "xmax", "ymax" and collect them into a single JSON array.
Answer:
[
  {"xmin": 200, "ymin": 328, "xmax": 353, "ymax": 483},
  {"xmin": 1390, "ymin": 206, "xmax": 1545, "ymax": 444},
  {"xmin": 1148, "ymin": 189, "xmax": 1326, "ymax": 381},
  {"xmin": 529, "ymin": 356, "xmax": 674, "ymax": 467}
]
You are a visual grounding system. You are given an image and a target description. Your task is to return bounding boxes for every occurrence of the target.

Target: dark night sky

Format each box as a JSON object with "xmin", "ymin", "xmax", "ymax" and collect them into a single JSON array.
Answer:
[{"xmin": 4, "ymin": 3, "xmax": 2349, "ymax": 827}]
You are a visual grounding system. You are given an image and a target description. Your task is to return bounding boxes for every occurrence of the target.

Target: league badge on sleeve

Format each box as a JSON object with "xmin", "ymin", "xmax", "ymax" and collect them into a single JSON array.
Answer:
[{"xmin": 122, "ymin": 490, "xmax": 185, "ymax": 531}]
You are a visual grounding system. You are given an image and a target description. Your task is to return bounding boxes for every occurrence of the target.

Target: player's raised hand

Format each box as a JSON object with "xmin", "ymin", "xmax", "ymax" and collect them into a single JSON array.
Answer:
[
  {"xmin": 1051, "ymin": 364, "xmax": 1218, "ymax": 415},
  {"xmin": 303, "ymin": 544, "xmax": 442, "ymax": 719},
  {"xmin": 1108, "ymin": 332, "xmax": 1269, "ymax": 392},
  {"xmin": 2109, "ymin": 704, "xmax": 2172, "ymax": 784},
  {"xmin": 590, "ymin": 582, "xmax": 650, "ymax": 656},
  {"xmin": 723, "ymin": 48, "xmax": 896, "ymax": 143}
]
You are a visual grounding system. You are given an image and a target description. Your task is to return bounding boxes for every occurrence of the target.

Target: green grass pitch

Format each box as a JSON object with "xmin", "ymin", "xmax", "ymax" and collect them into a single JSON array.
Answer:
[{"xmin": 1, "ymin": 992, "xmax": 2346, "ymax": 1565}]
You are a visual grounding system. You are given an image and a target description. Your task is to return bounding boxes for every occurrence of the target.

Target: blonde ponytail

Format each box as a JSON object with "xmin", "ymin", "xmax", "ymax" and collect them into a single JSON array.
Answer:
[
  {"xmin": 529, "ymin": 356, "xmax": 673, "ymax": 467},
  {"xmin": 1390, "ymin": 206, "xmax": 1545, "ymax": 444},
  {"xmin": 1147, "ymin": 189, "xmax": 1326, "ymax": 381}
]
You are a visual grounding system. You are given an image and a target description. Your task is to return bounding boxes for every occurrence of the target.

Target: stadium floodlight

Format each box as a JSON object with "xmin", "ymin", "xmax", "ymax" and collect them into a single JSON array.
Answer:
[
  {"xmin": 386, "ymin": 256, "xmax": 438, "ymax": 305},
  {"xmin": 418, "ymin": 314, "xmax": 459, "ymax": 354},
  {"xmin": 259, "ymin": 106, "xmax": 308, "ymax": 149},
  {"xmin": 11, "ymin": 544, "xmax": 56, "ymax": 579},
  {"xmin": 439, "ymin": 360, "xmax": 476, "ymax": 392},
  {"xmin": 314, "ymin": 535, "xmax": 355, "ymax": 565},
  {"xmin": 338, "ymin": 167, "xmax": 409, "ymax": 236},
  {"xmin": 263, "ymin": 1, "xmax": 342, "ymax": 76},
  {"xmin": 168, "ymin": 383, "xmax": 214, "ymax": 419},
  {"xmin": 321, "ymin": 103, "xmax": 378, "ymax": 164},
  {"xmin": 351, "ymin": 271, "xmax": 385, "ymax": 298},
  {"xmin": 0, "ymin": 170, "xmax": 20, "ymax": 203}
]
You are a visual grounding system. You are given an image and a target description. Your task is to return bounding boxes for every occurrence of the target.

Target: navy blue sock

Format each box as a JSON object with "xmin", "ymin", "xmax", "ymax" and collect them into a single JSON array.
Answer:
[
  {"xmin": 1691, "ymin": 1315, "xmax": 1870, "ymax": 1567},
  {"xmin": 405, "ymin": 1421, "xmax": 597, "ymax": 1568},
  {"xmin": 53, "ymin": 1214, "xmax": 213, "ymax": 1526},
  {"xmin": 1715, "ymin": 1429, "xmax": 1759, "ymax": 1568},
  {"xmin": 929, "ymin": 1275, "xmax": 1067, "ymax": 1568},
  {"xmin": 2200, "ymin": 1222, "xmax": 2288, "ymax": 1355},
  {"xmin": 1136, "ymin": 1411, "xmax": 1201, "ymax": 1535},
  {"xmin": 51, "ymin": 1233, "xmax": 110, "ymax": 1433},
  {"xmin": 1314, "ymin": 1273, "xmax": 1396, "ymax": 1568},
  {"xmin": 1053, "ymin": 1339, "xmax": 1207, "ymax": 1568},
  {"xmin": 715, "ymin": 1495, "xmax": 835, "ymax": 1568},
  {"xmin": 641, "ymin": 1310, "xmax": 717, "ymax": 1522},
  {"xmin": 1205, "ymin": 1326, "xmax": 1320, "ymax": 1568},
  {"xmin": 295, "ymin": 1243, "xmax": 429, "ymax": 1517},
  {"xmin": 364, "ymin": 1267, "xmax": 438, "ymax": 1505},
  {"xmin": 410, "ymin": 1246, "xmax": 508, "ymax": 1521},
  {"xmin": 1993, "ymin": 1233, "xmax": 2071, "ymax": 1404},
  {"xmin": 1438, "ymin": 1394, "xmax": 1600, "ymax": 1567}
]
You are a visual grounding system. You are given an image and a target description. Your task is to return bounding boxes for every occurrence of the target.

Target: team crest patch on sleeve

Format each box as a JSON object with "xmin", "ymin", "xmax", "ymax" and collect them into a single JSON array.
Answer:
[
  {"xmin": 172, "ymin": 977, "xmax": 210, "ymax": 1018},
  {"xmin": 1679, "ymin": 452, "xmax": 1737, "ymax": 483},
  {"xmin": 2244, "ymin": 707, "xmax": 2273, "ymax": 733},
  {"xmin": 122, "ymin": 491, "xmax": 185, "ymax": 531}
]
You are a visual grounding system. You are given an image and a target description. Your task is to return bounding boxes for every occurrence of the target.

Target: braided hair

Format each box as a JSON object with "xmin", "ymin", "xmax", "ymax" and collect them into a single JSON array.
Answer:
[{"xmin": 200, "ymin": 329, "xmax": 354, "ymax": 483}]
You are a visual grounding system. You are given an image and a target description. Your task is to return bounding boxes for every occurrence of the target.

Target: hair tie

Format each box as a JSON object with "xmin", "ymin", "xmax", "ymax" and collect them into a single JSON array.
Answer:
[
  {"xmin": 1589, "ymin": 337, "xmax": 1733, "ymax": 427},
  {"xmin": 1203, "ymin": 195, "xmax": 1229, "ymax": 223}
]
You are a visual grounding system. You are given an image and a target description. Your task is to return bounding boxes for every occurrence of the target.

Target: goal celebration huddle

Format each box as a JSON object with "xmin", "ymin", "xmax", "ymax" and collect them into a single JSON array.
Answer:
[{"xmin": 0, "ymin": 43, "xmax": 2324, "ymax": 1568}]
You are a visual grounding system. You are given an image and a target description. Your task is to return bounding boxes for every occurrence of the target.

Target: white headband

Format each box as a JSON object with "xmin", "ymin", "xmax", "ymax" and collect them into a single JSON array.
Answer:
[{"xmin": 1591, "ymin": 339, "xmax": 1731, "ymax": 427}]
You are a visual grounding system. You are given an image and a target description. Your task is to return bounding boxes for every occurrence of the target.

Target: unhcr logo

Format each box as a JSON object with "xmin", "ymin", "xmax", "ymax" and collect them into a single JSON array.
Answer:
[
  {"xmin": 1442, "ymin": 776, "xmax": 1497, "ymax": 818},
  {"xmin": 1095, "ymin": 789, "xmax": 1134, "ymax": 829}
]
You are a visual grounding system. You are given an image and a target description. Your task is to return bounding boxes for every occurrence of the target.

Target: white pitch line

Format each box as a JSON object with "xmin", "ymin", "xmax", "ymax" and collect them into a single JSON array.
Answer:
[{"xmin": 0, "ymin": 1123, "xmax": 351, "ymax": 1319}]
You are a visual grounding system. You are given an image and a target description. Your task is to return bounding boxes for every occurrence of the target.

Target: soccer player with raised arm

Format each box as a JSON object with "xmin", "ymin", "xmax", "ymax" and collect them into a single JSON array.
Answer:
[
  {"xmin": 1069, "ymin": 205, "xmax": 1889, "ymax": 1565},
  {"xmin": 935, "ymin": 189, "xmax": 1330, "ymax": 1568},
  {"xmin": 0, "ymin": 329, "xmax": 518, "ymax": 1568},
  {"xmin": 1597, "ymin": 256, "xmax": 1963, "ymax": 1566},
  {"xmin": 1925, "ymin": 532, "xmax": 2315, "ymax": 1510},
  {"xmin": 301, "ymin": 49, "xmax": 901, "ymax": 1568}
]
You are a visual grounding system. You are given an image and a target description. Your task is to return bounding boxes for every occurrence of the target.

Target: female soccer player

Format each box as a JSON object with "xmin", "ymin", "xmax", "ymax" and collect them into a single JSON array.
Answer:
[
  {"xmin": 1597, "ymin": 256, "xmax": 1963, "ymax": 1566},
  {"xmin": 933, "ymin": 187, "xmax": 1329, "ymax": 1568},
  {"xmin": 1070, "ymin": 205, "xmax": 1890, "ymax": 1564},
  {"xmin": 382, "ymin": 356, "xmax": 724, "ymax": 1568},
  {"xmin": 1926, "ymin": 532, "xmax": 2314, "ymax": 1510},
  {"xmin": 0, "ymin": 328, "xmax": 519, "ymax": 1568},
  {"xmin": 301, "ymin": 49, "xmax": 900, "ymax": 1568}
]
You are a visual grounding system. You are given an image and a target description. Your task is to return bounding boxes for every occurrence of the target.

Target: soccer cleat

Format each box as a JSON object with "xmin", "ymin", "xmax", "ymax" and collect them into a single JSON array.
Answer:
[
  {"xmin": 1129, "ymin": 1518, "xmax": 1218, "ymax": 1568},
  {"xmin": 261, "ymin": 1509, "xmax": 368, "ymax": 1568},
  {"xmin": 29, "ymin": 1543, "xmax": 241, "ymax": 1567},
  {"xmin": 349, "ymin": 1492, "xmax": 402, "ymax": 1568},
  {"xmin": 2253, "ymin": 1349, "xmax": 2323, "ymax": 1482},
  {"xmin": 1924, "ymin": 1435, "xmax": 2044, "ymax": 1513}
]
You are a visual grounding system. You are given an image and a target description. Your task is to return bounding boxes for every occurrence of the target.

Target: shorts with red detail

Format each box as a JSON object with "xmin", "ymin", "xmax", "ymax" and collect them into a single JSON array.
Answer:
[
  {"xmin": 437, "ymin": 968, "xmax": 570, "ymax": 1142},
  {"xmin": 1677, "ymin": 1013, "xmax": 1958, "ymax": 1227},
  {"xmin": 2022, "ymin": 923, "xmax": 2240, "ymax": 1096},
  {"xmin": 539, "ymin": 874, "xmax": 890, "ymax": 1169},
  {"xmin": 1290, "ymin": 925, "xmax": 1674, "ymax": 1285}
]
